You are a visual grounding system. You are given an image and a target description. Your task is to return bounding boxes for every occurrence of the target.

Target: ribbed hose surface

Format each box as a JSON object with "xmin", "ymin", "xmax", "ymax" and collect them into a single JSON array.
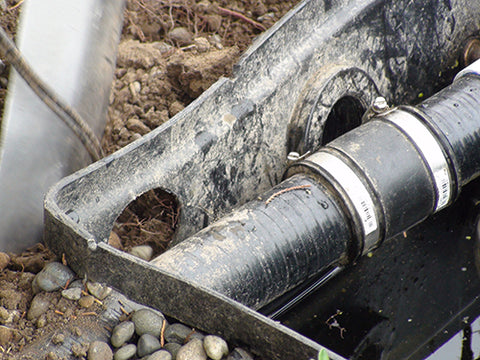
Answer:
[
  {"xmin": 417, "ymin": 75, "xmax": 480, "ymax": 186},
  {"xmin": 151, "ymin": 174, "xmax": 351, "ymax": 310}
]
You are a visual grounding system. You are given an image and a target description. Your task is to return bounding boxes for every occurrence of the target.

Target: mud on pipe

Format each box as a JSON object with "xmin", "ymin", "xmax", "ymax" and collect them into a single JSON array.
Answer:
[{"xmin": 151, "ymin": 59, "xmax": 480, "ymax": 310}]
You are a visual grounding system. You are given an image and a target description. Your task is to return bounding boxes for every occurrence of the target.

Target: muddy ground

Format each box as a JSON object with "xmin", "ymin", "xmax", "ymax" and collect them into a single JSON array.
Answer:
[{"xmin": 0, "ymin": 0, "xmax": 299, "ymax": 358}]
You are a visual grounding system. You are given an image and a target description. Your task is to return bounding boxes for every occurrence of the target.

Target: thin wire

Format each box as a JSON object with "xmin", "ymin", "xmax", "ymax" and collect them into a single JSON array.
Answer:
[{"xmin": 0, "ymin": 26, "xmax": 104, "ymax": 161}]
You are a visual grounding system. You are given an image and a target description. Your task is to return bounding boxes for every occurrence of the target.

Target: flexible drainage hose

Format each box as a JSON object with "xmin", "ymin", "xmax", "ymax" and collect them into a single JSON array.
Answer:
[{"xmin": 152, "ymin": 60, "xmax": 480, "ymax": 310}]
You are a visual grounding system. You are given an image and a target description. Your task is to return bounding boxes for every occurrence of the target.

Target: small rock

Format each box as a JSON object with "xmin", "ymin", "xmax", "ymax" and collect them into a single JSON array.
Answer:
[
  {"xmin": 203, "ymin": 335, "xmax": 228, "ymax": 360},
  {"xmin": 126, "ymin": 119, "xmax": 151, "ymax": 136},
  {"xmin": 0, "ymin": 252, "xmax": 10, "ymax": 271},
  {"xmin": 0, "ymin": 308, "xmax": 18, "ymax": 325},
  {"xmin": 52, "ymin": 333, "xmax": 65, "ymax": 345},
  {"xmin": 176, "ymin": 338, "xmax": 207, "ymax": 360},
  {"xmin": 128, "ymin": 245, "xmax": 153, "ymax": 261},
  {"xmin": 147, "ymin": 349, "xmax": 172, "ymax": 360},
  {"xmin": 111, "ymin": 321, "xmax": 135, "ymax": 348},
  {"xmin": 129, "ymin": 81, "xmax": 141, "ymax": 96},
  {"xmin": 88, "ymin": 341, "xmax": 113, "ymax": 360},
  {"xmin": 86, "ymin": 281, "xmax": 112, "ymax": 300},
  {"xmin": 204, "ymin": 14, "xmax": 222, "ymax": 32},
  {"xmin": 27, "ymin": 293, "xmax": 52, "ymax": 320},
  {"xmin": 71, "ymin": 342, "xmax": 89, "ymax": 358},
  {"xmin": 226, "ymin": 347, "xmax": 254, "ymax": 360},
  {"xmin": 32, "ymin": 262, "xmax": 75, "ymax": 293},
  {"xmin": 132, "ymin": 308, "xmax": 165, "ymax": 337},
  {"xmin": 194, "ymin": 37, "xmax": 210, "ymax": 53},
  {"xmin": 78, "ymin": 295, "xmax": 95, "ymax": 308},
  {"xmin": 0, "ymin": 325, "xmax": 13, "ymax": 346},
  {"xmin": 130, "ymin": 133, "xmax": 142, "ymax": 142},
  {"xmin": 46, "ymin": 352, "xmax": 58, "ymax": 360},
  {"xmin": 108, "ymin": 232, "xmax": 122, "ymax": 250},
  {"xmin": 73, "ymin": 326, "xmax": 83, "ymax": 337},
  {"xmin": 0, "ymin": 307, "xmax": 8, "ymax": 321},
  {"xmin": 208, "ymin": 34, "xmax": 223, "ymax": 49},
  {"xmin": 164, "ymin": 342, "xmax": 181, "ymax": 359},
  {"xmin": 137, "ymin": 334, "xmax": 161, "ymax": 358},
  {"xmin": 36, "ymin": 314, "xmax": 47, "ymax": 328},
  {"xmin": 114, "ymin": 344, "xmax": 137, "ymax": 360},
  {"xmin": 164, "ymin": 323, "xmax": 194, "ymax": 344},
  {"xmin": 168, "ymin": 27, "xmax": 193, "ymax": 46},
  {"xmin": 68, "ymin": 280, "xmax": 84, "ymax": 289},
  {"xmin": 152, "ymin": 41, "xmax": 173, "ymax": 54},
  {"xmin": 62, "ymin": 287, "xmax": 82, "ymax": 301},
  {"xmin": 168, "ymin": 101, "xmax": 184, "ymax": 117}
]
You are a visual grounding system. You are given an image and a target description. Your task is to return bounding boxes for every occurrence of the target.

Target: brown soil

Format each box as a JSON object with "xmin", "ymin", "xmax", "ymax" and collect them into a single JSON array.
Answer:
[{"xmin": 0, "ymin": 0, "xmax": 299, "ymax": 358}]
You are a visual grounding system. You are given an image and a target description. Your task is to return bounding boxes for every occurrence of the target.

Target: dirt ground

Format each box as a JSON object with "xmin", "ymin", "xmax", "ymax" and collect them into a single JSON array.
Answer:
[{"xmin": 0, "ymin": 0, "xmax": 299, "ymax": 358}]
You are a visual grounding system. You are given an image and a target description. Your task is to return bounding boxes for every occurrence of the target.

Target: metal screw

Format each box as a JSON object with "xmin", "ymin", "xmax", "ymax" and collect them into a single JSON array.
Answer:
[
  {"xmin": 372, "ymin": 97, "xmax": 389, "ymax": 113},
  {"xmin": 464, "ymin": 38, "xmax": 480, "ymax": 66}
]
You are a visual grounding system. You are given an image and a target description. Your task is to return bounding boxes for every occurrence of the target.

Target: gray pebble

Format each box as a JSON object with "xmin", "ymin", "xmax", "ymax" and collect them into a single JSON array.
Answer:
[
  {"xmin": 226, "ymin": 348, "xmax": 254, "ymax": 360},
  {"xmin": 68, "ymin": 280, "xmax": 85, "ymax": 289},
  {"xmin": 128, "ymin": 244, "xmax": 154, "ymax": 261},
  {"xmin": 147, "ymin": 349, "xmax": 172, "ymax": 360},
  {"xmin": 32, "ymin": 262, "xmax": 74, "ymax": 293},
  {"xmin": 164, "ymin": 323, "xmax": 192, "ymax": 344},
  {"xmin": 62, "ymin": 287, "xmax": 82, "ymax": 301},
  {"xmin": 27, "ymin": 293, "xmax": 51, "ymax": 320},
  {"xmin": 176, "ymin": 338, "xmax": 207, "ymax": 360},
  {"xmin": 137, "ymin": 334, "xmax": 161, "ymax": 358},
  {"xmin": 86, "ymin": 281, "xmax": 112, "ymax": 300},
  {"xmin": 111, "ymin": 321, "xmax": 135, "ymax": 348},
  {"xmin": 203, "ymin": 335, "xmax": 228, "ymax": 360},
  {"xmin": 88, "ymin": 341, "xmax": 113, "ymax": 360},
  {"xmin": 114, "ymin": 344, "xmax": 137, "ymax": 360},
  {"xmin": 132, "ymin": 308, "xmax": 165, "ymax": 337},
  {"xmin": 164, "ymin": 342, "xmax": 181, "ymax": 359}
]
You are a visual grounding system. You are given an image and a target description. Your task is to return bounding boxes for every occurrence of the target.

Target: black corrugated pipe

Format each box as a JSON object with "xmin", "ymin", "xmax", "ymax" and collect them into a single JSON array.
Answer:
[{"xmin": 151, "ymin": 59, "xmax": 480, "ymax": 311}]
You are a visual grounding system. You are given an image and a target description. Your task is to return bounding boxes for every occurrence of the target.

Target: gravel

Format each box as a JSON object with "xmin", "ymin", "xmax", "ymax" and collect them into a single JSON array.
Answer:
[{"xmin": 132, "ymin": 308, "xmax": 166, "ymax": 337}]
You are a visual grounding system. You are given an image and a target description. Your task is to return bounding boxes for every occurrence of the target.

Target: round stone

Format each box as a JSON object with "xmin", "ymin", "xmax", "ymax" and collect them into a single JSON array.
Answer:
[
  {"xmin": 32, "ymin": 262, "xmax": 74, "ymax": 293},
  {"xmin": 168, "ymin": 27, "xmax": 193, "ymax": 46},
  {"xmin": 132, "ymin": 308, "xmax": 165, "ymax": 337},
  {"xmin": 137, "ymin": 334, "xmax": 161, "ymax": 358},
  {"xmin": 27, "ymin": 293, "xmax": 51, "ymax": 320},
  {"xmin": 164, "ymin": 342, "xmax": 181, "ymax": 359},
  {"xmin": 164, "ymin": 323, "xmax": 193, "ymax": 344},
  {"xmin": 114, "ymin": 344, "xmax": 137, "ymax": 360},
  {"xmin": 111, "ymin": 321, "xmax": 135, "ymax": 348},
  {"xmin": 78, "ymin": 295, "xmax": 95, "ymax": 308},
  {"xmin": 176, "ymin": 338, "xmax": 207, "ymax": 360},
  {"xmin": 203, "ymin": 335, "xmax": 228, "ymax": 360},
  {"xmin": 147, "ymin": 349, "xmax": 172, "ymax": 360},
  {"xmin": 88, "ymin": 341, "xmax": 113, "ymax": 360}
]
